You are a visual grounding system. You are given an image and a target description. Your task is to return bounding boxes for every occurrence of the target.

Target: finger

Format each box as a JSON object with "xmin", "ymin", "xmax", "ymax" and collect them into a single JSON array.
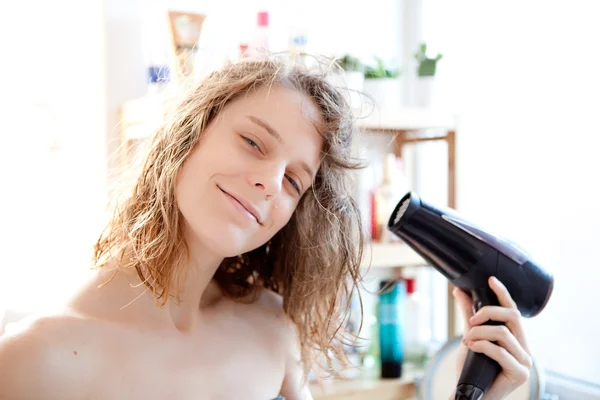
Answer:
[
  {"xmin": 462, "ymin": 325, "xmax": 533, "ymax": 368},
  {"xmin": 489, "ymin": 276, "xmax": 517, "ymax": 309},
  {"xmin": 470, "ymin": 305, "xmax": 521, "ymax": 326},
  {"xmin": 467, "ymin": 340, "xmax": 531, "ymax": 386},
  {"xmin": 453, "ymin": 287, "xmax": 474, "ymax": 331},
  {"xmin": 469, "ymin": 305, "xmax": 528, "ymax": 349},
  {"xmin": 486, "ymin": 277, "xmax": 531, "ymax": 354}
]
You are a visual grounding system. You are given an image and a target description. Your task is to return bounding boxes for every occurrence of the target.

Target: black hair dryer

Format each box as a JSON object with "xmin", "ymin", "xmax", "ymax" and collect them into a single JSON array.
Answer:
[{"xmin": 387, "ymin": 192, "xmax": 554, "ymax": 400}]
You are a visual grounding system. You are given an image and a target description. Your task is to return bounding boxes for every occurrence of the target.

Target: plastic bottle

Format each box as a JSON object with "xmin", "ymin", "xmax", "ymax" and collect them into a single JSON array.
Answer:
[
  {"xmin": 378, "ymin": 279, "xmax": 405, "ymax": 378},
  {"xmin": 146, "ymin": 65, "xmax": 170, "ymax": 95},
  {"xmin": 288, "ymin": 26, "xmax": 308, "ymax": 66},
  {"xmin": 338, "ymin": 289, "xmax": 363, "ymax": 380},
  {"xmin": 362, "ymin": 305, "xmax": 381, "ymax": 378},
  {"xmin": 371, "ymin": 153, "xmax": 405, "ymax": 242},
  {"xmin": 247, "ymin": 11, "xmax": 270, "ymax": 59},
  {"xmin": 403, "ymin": 277, "xmax": 432, "ymax": 370}
]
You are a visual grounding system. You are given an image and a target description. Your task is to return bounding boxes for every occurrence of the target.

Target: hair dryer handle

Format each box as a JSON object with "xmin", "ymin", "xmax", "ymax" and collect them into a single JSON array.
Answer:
[{"xmin": 455, "ymin": 288, "xmax": 503, "ymax": 400}]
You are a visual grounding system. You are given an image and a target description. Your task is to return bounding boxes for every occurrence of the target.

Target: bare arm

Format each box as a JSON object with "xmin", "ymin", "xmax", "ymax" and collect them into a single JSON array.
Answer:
[
  {"xmin": 0, "ymin": 327, "xmax": 47, "ymax": 399},
  {"xmin": 280, "ymin": 368, "xmax": 314, "ymax": 400},
  {"xmin": 0, "ymin": 318, "xmax": 84, "ymax": 400}
]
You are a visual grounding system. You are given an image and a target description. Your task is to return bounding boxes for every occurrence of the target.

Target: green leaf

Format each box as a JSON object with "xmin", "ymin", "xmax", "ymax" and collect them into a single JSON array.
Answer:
[{"xmin": 364, "ymin": 57, "xmax": 401, "ymax": 79}]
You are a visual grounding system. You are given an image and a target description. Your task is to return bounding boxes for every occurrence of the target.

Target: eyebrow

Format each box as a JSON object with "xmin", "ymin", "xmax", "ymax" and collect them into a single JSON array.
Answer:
[
  {"xmin": 247, "ymin": 115, "xmax": 283, "ymax": 143},
  {"xmin": 246, "ymin": 115, "xmax": 316, "ymax": 181}
]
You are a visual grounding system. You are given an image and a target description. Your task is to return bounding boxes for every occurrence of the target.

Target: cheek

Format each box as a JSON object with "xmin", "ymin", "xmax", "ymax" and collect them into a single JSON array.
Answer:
[
  {"xmin": 174, "ymin": 170, "xmax": 199, "ymax": 217},
  {"xmin": 273, "ymin": 198, "xmax": 298, "ymax": 230},
  {"xmin": 267, "ymin": 198, "xmax": 297, "ymax": 231},
  {"xmin": 175, "ymin": 152, "xmax": 212, "ymax": 207},
  {"xmin": 205, "ymin": 140, "xmax": 250, "ymax": 175}
]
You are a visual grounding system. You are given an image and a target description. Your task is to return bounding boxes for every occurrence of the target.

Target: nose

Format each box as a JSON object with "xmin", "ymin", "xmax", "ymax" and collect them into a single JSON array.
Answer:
[{"xmin": 250, "ymin": 163, "xmax": 285, "ymax": 198}]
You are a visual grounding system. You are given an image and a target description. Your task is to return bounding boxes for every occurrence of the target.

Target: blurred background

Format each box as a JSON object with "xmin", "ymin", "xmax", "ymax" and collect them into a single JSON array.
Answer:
[{"xmin": 0, "ymin": 0, "xmax": 598, "ymax": 398}]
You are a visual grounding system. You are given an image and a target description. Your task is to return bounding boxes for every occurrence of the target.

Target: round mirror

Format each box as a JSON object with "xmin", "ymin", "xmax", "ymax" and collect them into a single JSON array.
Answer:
[{"xmin": 417, "ymin": 336, "xmax": 544, "ymax": 400}]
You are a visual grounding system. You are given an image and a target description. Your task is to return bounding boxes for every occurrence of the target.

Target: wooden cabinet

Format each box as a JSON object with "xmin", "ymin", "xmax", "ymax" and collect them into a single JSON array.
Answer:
[{"xmin": 356, "ymin": 109, "xmax": 458, "ymax": 339}]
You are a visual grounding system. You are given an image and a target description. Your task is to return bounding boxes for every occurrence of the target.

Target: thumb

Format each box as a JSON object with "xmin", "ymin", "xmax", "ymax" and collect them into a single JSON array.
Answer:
[{"xmin": 453, "ymin": 287, "xmax": 474, "ymax": 332}]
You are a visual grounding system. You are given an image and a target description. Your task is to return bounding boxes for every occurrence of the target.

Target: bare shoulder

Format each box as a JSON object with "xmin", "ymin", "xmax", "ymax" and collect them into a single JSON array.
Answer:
[
  {"xmin": 253, "ymin": 288, "xmax": 296, "ymax": 337},
  {"xmin": 240, "ymin": 287, "xmax": 297, "ymax": 352},
  {"xmin": 255, "ymin": 287, "xmax": 285, "ymax": 315},
  {"xmin": 0, "ymin": 314, "xmax": 102, "ymax": 399}
]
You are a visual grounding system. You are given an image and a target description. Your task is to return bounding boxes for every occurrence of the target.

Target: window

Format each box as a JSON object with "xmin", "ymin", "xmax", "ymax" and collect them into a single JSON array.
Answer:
[
  {"xmin": 0, "ymin": 0, "xmax": 107, "ymax": 316},
  {"xmin": 421, "ymin": 0, "xmax": 600, "ymax": 385}
]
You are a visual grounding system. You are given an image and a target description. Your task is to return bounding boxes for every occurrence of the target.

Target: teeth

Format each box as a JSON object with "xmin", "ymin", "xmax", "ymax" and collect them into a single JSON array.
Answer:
[{"xmin": 394, "ymin": 198, "xmax": 410, "ymax": 225}]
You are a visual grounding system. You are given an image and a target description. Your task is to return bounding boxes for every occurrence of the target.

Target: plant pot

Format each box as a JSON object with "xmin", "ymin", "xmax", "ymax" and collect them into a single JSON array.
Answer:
[
  {"xmin": 362, "ymin": 78, "xmax": 403, "ymax": 110},
  {"xmin": 414, "ymin": 76, "xmax": 436, "ymax": 108},
  {"xmin": 327, "ymin": 71, "xmax": 365, "ymax": 108}
]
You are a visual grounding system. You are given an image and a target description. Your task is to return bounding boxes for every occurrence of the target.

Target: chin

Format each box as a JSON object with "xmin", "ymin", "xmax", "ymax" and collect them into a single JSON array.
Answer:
[{"xmin": 200, "ymin": 224, "xmax": 263, "ymax": 258}]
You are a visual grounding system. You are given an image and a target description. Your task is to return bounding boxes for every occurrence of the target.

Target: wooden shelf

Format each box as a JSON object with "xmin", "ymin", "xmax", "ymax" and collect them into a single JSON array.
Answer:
[
  {"xmin": 120, "ymin": 95, "xmax": 458, "ymax": 142},
  {"xmin": 310, "ymin": 376, "xmax": 416, "ymax": 400},
  {"xmin": 357, "ymin": 107, "xmax": 457, "ymax": 131},
  {"xmin": 363, "ymin": 242, "xmax": 427, "ymax": 269}
]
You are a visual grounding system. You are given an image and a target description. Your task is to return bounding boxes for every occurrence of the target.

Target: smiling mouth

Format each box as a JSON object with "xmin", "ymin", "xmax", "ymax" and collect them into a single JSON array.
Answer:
[{"xmin": 217, "ymin": 186, "xmax": 262, "ymax": 225}]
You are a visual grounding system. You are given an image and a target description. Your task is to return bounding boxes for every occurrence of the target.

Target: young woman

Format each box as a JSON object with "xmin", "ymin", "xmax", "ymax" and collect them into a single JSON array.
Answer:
[{"xmin": 0, "ymin": 58, "xmax": 533, "ymax": 400}]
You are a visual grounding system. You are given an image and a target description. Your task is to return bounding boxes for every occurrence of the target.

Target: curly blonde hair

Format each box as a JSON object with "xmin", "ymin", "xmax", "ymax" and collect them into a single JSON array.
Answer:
[{"xmin": 94, "ymin": 56, "xmax": 366, "ymax": 377}]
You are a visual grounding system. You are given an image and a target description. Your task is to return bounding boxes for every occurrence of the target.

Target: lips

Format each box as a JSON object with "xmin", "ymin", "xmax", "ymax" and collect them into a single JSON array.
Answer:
[{"xmin": 218, "ymin": 186, "xmax": 263, "ymax": 224}]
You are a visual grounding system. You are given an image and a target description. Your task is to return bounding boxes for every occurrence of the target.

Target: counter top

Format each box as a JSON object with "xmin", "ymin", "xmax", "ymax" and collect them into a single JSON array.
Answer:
[{"xmin": 310, "ymin": 375, "xmax": 416, "ymax": 400}]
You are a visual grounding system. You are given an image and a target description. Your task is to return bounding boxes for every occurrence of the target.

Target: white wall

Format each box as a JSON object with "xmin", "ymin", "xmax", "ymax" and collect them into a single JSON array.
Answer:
[
  {"xmin": 421, "ymin": 0, "xmax": 600, "ymax": 385},
  {"xmin": 104, "ymin": 0, "xmax": 148, "ymax": 174},
  {"xmin": 0, "ymin": 0, "xmax": 108, "ymax": 312}
]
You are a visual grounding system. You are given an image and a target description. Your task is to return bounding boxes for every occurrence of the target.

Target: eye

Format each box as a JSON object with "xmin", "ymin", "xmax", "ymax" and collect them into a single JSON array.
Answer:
[
  {"xmin": 285, "ymin": 175, "xmax": 301, "ymax": 194},
  {"xmin": 241, "ymin": 135, "xmax": 264, "ymax": 154},
  {"xmin": 243, "ymin": 136, "xmax": 260, "ymax": 150}
]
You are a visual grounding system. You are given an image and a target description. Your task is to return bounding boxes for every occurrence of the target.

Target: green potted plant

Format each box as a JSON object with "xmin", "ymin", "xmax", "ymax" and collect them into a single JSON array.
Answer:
[
  {"xmin": 362, "ymin": 56, "xmax": 403, "ymax": 110},
  {"xmin": 414, "ymin": 42, "xmax": 443, "ymax": 107},
  {"xmin": 329, "ymin": 54, "xmax": 366, "ymax": 108},
  {"xmin": 335, "ymin": 54, "xmax": 364, "ymax": 73}
]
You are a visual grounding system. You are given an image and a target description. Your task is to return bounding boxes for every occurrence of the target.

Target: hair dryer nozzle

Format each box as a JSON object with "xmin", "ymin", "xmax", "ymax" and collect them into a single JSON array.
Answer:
[{"xmin": 387, "ymin": 192, "xmax": 484, "ymax": 282}]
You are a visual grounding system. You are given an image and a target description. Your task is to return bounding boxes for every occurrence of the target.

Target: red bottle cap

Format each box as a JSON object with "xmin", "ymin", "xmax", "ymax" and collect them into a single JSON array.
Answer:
[
  {"xmin": 257, "ymin": 11, "xmax": 269, "ymax": 26},
  {"xmin": 406, "ymin": 278, "xmax": 416, "ymax": 294}
]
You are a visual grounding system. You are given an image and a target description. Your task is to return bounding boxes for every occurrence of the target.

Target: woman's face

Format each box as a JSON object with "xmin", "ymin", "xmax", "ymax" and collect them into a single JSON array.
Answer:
[{"xmin": 175, "ymin": 85, "xmax": 324, "ymax": 258}]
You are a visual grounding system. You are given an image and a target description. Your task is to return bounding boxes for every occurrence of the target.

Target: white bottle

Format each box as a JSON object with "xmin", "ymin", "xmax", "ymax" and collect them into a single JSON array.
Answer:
[
  {"xmin": 247, "ymin": 11, "xmax": 270, "ymax": 59},
  {"xmin": 372, "ymin": 153, "xmax": 404, "ymax": 242},
  {"xmin": 288, "ymin": 26, "xmax": 309, "ymax": 66},
  {"xmin": 403, "ymin": 278, "xmax": 432, "ymax": 369}
]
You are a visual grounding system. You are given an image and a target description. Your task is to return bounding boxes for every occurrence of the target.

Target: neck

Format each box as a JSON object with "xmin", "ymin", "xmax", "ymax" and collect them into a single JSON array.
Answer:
[
  {"xmin": 167, "ymin": 234, "xmax": 225, "ymax": 332},
  {"xmin": 72, "ymin": 235, "xmax": 226, "ymax": 334}
]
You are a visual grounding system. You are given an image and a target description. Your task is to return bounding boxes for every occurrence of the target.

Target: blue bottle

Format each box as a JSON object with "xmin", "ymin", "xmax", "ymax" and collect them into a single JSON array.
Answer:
[{"xmin": 378, "ymin": 279, "xmax": 406, "ymax": 378}]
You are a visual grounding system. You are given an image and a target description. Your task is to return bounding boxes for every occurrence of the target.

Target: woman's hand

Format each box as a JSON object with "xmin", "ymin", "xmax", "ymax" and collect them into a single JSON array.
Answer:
[{"xmin": 453, "ymin": 276, "xmax": 533, "ymax": 400}]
